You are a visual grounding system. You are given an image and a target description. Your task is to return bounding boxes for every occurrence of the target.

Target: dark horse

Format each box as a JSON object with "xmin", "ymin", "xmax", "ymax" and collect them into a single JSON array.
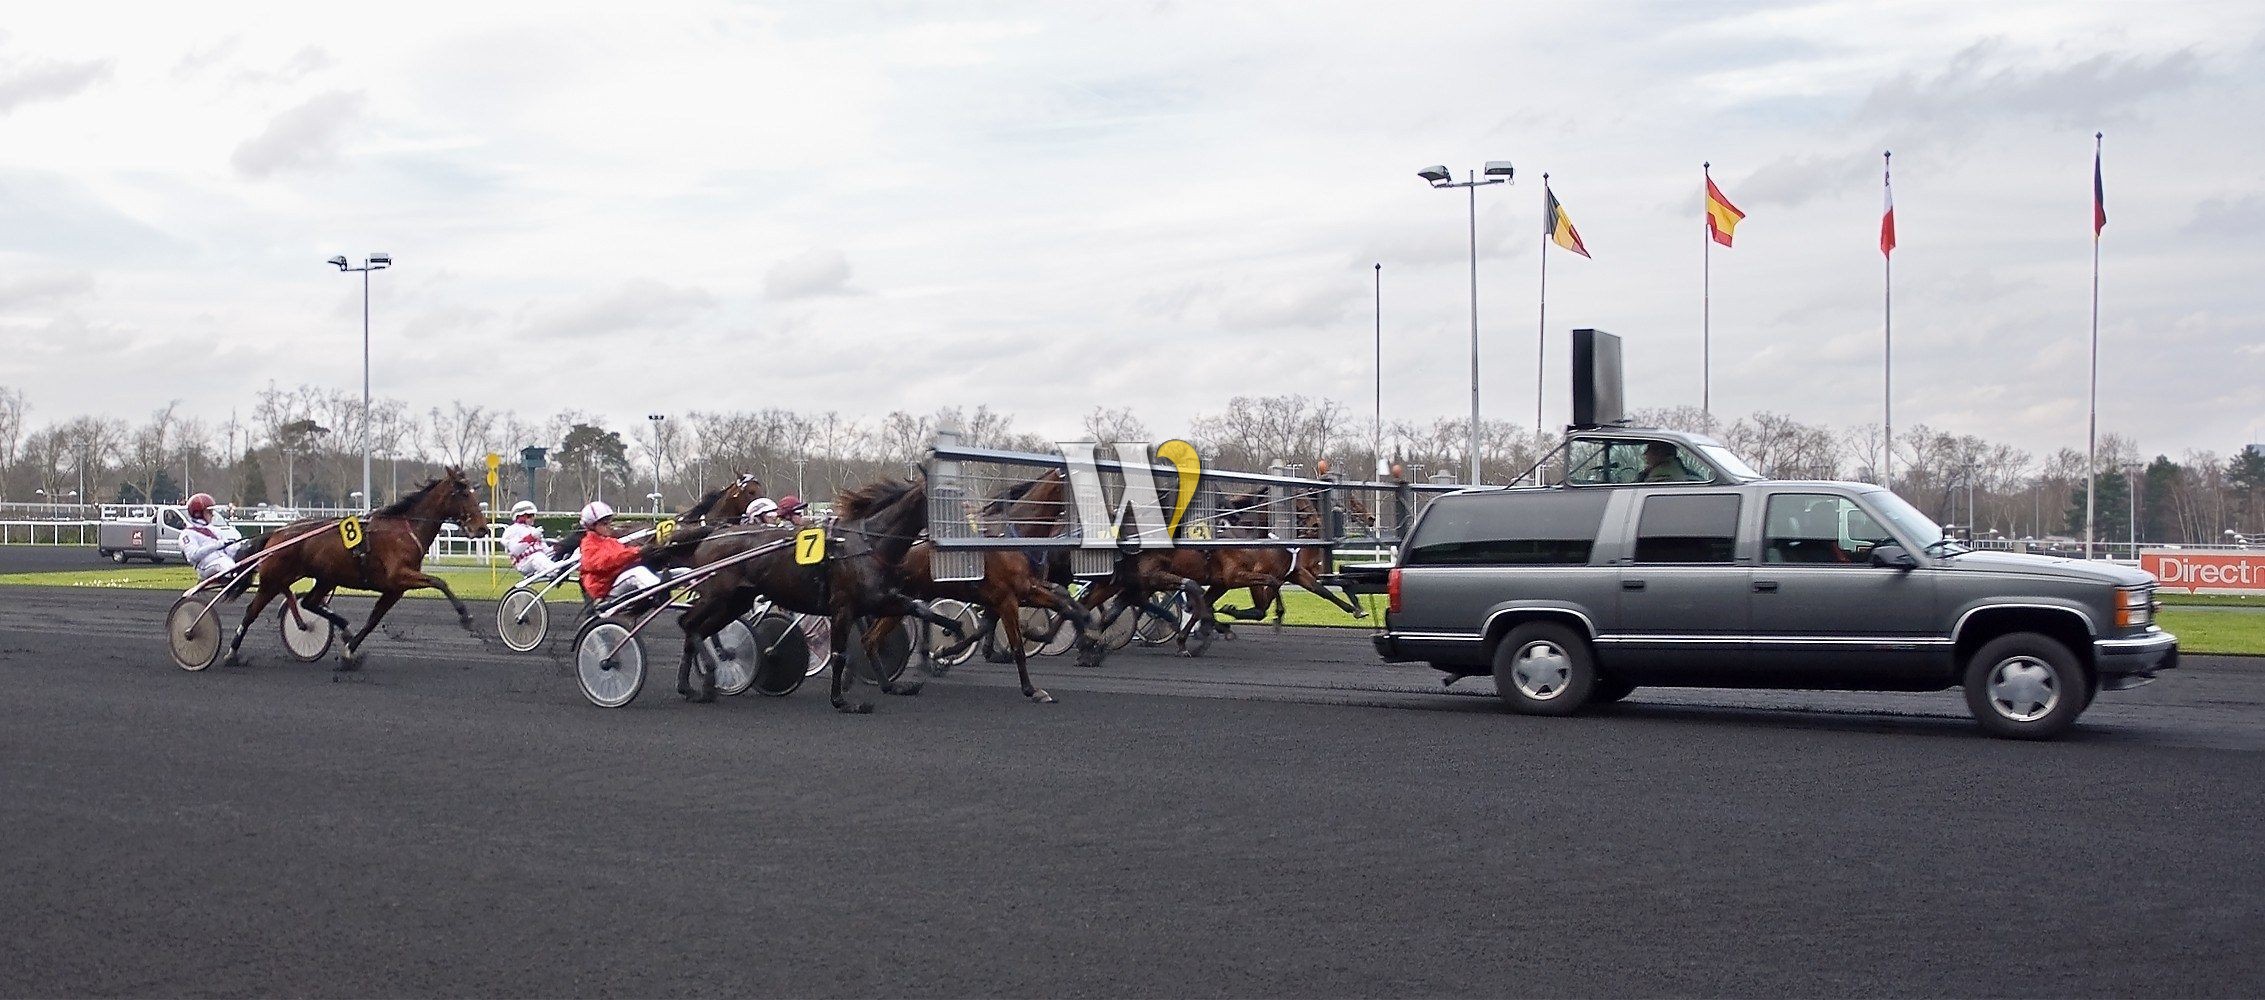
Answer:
[
  {"xmin": 641, "ymin": 477, "xmax": 963, "ymax": 712},
  {"xmin": 545, "ymin": 474, "xmax": 765, "ymax": 563},
  {"xmin": 222, "ymin": 468, "xmax": 489, "ymax": 669}
]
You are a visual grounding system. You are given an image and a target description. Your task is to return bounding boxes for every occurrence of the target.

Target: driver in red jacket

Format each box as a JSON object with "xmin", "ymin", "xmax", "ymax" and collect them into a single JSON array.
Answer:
[{"xmin": 576, "ymin": 501, "xmax": 663, "ymax": 602}]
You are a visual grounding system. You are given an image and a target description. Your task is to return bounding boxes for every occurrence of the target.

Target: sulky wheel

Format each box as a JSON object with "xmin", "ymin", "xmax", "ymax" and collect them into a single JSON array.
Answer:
[
  {"xmin": 496, "ymin": 587, "xmax": 549, "ymax": 653},
  {"xmin": 799, "ymin": 614, "xmax": 835, "ymax": 677},
  {"xmin": 1132, "ymin": 593, "xmax": 1181, "ymax": 647},
  {"xmin": 924, "ymin": 599, "xmax": 984, "ymax": 668},
  {"xmin": 1099, "ymin": 595, "xmax": 1138, "ymax": 651},
  {"xmin": 166, "ymin": 596, "xmax": 223, "ymax": 672},
  {"xmin": 844, "ymin": 616, "xmax": 913, "ymax": 684},
  {"xmin": 573, "ymin": 615, "xmax": 646, "ymax": 708},
  {"xmin": 708, "ymin": 617, "xmax": 759, "ymax": 697},
  {"xmin": 277, "ymin": 602, "xmax": 335, "ymax": 662},
  {"xmin": 749, "ymin": 610, "xmax": 810, "ymax": 697}
]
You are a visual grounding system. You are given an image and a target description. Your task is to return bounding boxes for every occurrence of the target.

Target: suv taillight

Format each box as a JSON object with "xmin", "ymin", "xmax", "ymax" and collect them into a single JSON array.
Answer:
[{"xmin": 1387, "ymin": 567, "xmax": 1402, "ymax": 614}]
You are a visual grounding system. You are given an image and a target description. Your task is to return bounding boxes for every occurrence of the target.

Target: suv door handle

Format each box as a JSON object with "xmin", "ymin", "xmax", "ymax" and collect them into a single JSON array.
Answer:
[
  {"xmin": 1753, "ymin": 580, "xmax": 1780, "ymax": 593},
  {"xmin": 1621, "ymin": 579, "xmax": 1646, "ymax": 591}
]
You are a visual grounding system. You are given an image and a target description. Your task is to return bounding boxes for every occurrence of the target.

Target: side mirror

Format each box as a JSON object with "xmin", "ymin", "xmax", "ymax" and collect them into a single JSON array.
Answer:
[{"xmin": 1870, "ymin": 544, "xmax": 1919, "ymax": 570}]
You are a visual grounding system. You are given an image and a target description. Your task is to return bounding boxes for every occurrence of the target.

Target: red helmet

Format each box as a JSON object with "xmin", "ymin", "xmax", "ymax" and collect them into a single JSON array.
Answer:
[
  {"xmin": 186, "ymin": 493, "xmax": 217, "ymax": 520},
  {"xmin": 778, "ymin": 494, "xmax": 806, "ymax": 514}
]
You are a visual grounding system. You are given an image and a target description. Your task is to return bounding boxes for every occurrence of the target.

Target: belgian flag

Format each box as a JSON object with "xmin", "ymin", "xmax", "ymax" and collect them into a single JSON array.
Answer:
[{"xmin": 1544, "ymin": 184, "xmax": 1590, "ymax": 258}]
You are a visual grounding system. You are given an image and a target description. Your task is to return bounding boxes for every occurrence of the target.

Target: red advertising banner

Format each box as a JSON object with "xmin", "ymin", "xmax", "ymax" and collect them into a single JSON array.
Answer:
[{"xmin": 2141, "ymin": 550, "xmax": 2265, "ymax": 594}]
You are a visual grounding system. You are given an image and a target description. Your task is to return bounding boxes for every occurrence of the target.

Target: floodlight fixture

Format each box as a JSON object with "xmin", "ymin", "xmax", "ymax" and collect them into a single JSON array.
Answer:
[
  {"xmin": 368, "ymin": 252, "xmax": 391, "ymax": 268},
  {"xmin": 328, "ymin": 255, "xmax": 350, "ymax": 270},
  {"xmin": 1416, "ymin": 165, "xmax": 1452, "ymax": 186},
  {"xmin": 1483, "ymin": 160, "xmax": 1515, "ymax": 179}
]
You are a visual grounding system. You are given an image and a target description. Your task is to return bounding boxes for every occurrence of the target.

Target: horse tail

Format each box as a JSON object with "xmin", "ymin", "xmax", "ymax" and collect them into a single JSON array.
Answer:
[
  {"xmin": 221, "ymin": 531, "xmax": 278, "ymax": 599},
  {"xmin": 549, "ymin": 528, "xmax": 585, "ymax": 560}
]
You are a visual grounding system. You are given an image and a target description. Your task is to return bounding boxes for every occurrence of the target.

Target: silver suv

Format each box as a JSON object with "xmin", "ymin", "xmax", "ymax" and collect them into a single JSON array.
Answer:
[{"xmin": 1371, "ymin": 430, "xmax": 2178, "ymax": 739}]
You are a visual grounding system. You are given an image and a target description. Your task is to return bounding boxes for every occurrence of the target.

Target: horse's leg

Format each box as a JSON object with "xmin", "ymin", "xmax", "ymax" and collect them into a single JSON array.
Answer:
[
  {"xmin": 829, "ymin": 611, "xmax": 870, "ymax": 714},
  {"xmin": 225, "ymin": 582, "xmax": 284, "ymax": 666},
  {"xmin": 1293, "ymin": 565, "xmax": 1366, "ymax": 617},
  {"xmin": 991, "ymin": 595, "xmax": 1051, "ymax": 704},
  {"xmin": 674, "ymin": 598, "xmax": 727, "ymax": 703},
  {"xmin": 338, "ymin": 591, "xmax": 404, "ymax": 670},
  {"xmin": 296, "ymin": 582, "xmax": 358, "ymax": 645}
]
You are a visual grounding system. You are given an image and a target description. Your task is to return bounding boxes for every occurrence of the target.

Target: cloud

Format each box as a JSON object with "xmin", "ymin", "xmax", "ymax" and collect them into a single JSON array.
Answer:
[
  {"xmin": 230, "ymin": 90, "xmax": 367, "ymax": 177},
  {"xmin": 1738, "ymin": 151, "xmax": 1878, "ymax": 208},
  {"xmin": 526, "ymin": 279, "xmax": 715, "ymax": 341},
  {"xmin": 1218, "ymin": 281, "xmax": 1357, "ymax": 331},
  {"xmin": 764, "ymin": 249, "xmax": 860, "ymax": 300},
  {"xmin": 2183, "ymin": 194, "xmax": 2265, "ymax": 239},
  {"xmin": 0, "ymin": 271, "xmax": 94, "ymax": 308},
  {"xmin": 0, "ymin": 57, "xmax": 111, "ymax": 114},
  {"xmin": 1858, "ymin": 41, "xmax": 2202, "ymax": 129}
]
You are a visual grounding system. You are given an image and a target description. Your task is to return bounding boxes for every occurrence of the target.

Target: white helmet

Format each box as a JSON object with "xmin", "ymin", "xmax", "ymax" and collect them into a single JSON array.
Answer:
[
  {"xmin": 578, "ymin": 500, "xmax": 615, "ymax": 527},
  {"xmin": 744, "ymin": 497, "xmax": 779, "ymax": 522},
  {"xmin": 511, "ymin": 500, "xmax": 539, "ymax": 518}
]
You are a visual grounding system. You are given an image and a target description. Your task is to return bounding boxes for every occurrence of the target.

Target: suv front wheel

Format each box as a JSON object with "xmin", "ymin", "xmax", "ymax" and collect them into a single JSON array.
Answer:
[
  {"xmin": 1492, "ymin": 623, "xmax": 1596, "ymax": 716},
  {"xmin": 1963, "ymin": 632, "xmax": 2088, "ymax": 740}
]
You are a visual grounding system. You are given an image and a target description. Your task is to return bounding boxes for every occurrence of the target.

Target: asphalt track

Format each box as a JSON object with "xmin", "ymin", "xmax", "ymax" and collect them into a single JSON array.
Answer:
[{"xmin": 2, "ymin": 583, "xmax": 2262, "ymax": 998}]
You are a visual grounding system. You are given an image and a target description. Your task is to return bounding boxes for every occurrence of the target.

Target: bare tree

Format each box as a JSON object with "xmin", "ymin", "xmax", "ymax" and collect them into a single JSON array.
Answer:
[{"xmin": 0, "ymin": 387, "xmax": 24, "ymax": 501}]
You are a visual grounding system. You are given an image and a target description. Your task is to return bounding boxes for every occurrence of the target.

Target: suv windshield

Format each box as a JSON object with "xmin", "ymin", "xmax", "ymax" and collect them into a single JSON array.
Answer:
[{"xmin": 1865, "ymin": 489, "xmax": 1957, "ymax": 553}]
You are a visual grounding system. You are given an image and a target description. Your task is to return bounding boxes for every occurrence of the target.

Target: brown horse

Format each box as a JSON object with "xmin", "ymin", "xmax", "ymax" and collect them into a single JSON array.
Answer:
[
  {"xmin": 1209, "ymin": 491, "xmax": 1366, "ymax": 629},
  {"xmin": 641, "ymin": 477, "xmax": 965, "ymax": 712},
  {"xmin": 221, "ymin": 467, "xmax": 489, "ymax": 669},
  {"xmin": 545, "ymin": 474, "xmax": 765, "ymax": 563}
]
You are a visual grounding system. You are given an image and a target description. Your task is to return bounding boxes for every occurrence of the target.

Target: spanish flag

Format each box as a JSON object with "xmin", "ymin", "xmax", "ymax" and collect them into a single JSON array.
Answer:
[
  {"xmin": 1705, "ymin": 177, "xmax": 1744, "ymax": 247},
  {"xmin": 1544, "ymin": 184, "xmax": 1590, "ymax": 258}
]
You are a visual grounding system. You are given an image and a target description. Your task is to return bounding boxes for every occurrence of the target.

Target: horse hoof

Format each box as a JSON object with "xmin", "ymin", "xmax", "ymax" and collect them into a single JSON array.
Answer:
[
  {"xmin": 837, "ymin": 702, "xmax": 875, "ymax": 715},
  {"xmin": 691, "ymin": 690, "xmax": 716, "ymax": 704},
  {"xmin": 1030, "ymin": 689, "xmax": 1055, "ymax": 704},
  {"xmin": 889, "ymin": 681, "xmax": 924, "ymax": 697}
]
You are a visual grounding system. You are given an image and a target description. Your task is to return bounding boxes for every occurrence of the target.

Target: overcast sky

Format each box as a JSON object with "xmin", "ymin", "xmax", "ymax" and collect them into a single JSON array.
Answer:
[{"xmin": 1, "ymin": 1, "xmax": 2259, "ymax": 459}]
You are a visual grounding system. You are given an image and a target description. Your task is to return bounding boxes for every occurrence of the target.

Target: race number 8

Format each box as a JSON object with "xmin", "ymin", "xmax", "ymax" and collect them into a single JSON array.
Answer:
[
  {"xmin": 794, "ymin": 527, "xmax": 825, "ymax": 565},
  {"xmin": 338, "ymin": 516, "xmax": 365, "ymax": 550}
]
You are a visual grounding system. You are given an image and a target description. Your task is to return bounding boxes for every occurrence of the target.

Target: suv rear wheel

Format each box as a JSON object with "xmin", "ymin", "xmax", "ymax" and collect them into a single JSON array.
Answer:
[
  {"xmin": 1492, "ymin": 623, "xmax": 1596, "ymax": 716},
  {"xmin": 1963, "ymin": 632, "xmax": 2087, "ymax": 740}
]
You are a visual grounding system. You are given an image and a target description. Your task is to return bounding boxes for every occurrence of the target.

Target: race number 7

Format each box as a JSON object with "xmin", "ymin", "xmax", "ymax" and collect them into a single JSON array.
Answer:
[
  {"xmin": 794, "ymin": 527, "xmax": 826, "ymax": 565},
  {"xmin": 337, "ymin": 516, "xmax": 365, "ymax": 550}
]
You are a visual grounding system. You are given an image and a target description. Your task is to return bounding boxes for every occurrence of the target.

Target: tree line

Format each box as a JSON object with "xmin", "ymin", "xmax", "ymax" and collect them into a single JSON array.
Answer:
[{"xmin": 1, "ymin": 384, "xmax": 2259, "ymax": 544}]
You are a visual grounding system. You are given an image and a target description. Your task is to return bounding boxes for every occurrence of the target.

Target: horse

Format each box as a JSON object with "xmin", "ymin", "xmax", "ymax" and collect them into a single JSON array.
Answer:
[
  {"xmin": 220, "ymin": 467, "xmax": 489, "ymax": 669},
  {"xmin": 850, "ymin": 469, "xmax": 1113, "ymax": 703},
  {"xmin": 545, "ymin": 474, "xmax": 765, "ymax": 563},
  {"xmin": 640, "ymin": 477, "xmax": 964, "ymax": 712},
  {"xmin": 1208, "ymin": 490, "xmax": 1367, "ymax": 630}
]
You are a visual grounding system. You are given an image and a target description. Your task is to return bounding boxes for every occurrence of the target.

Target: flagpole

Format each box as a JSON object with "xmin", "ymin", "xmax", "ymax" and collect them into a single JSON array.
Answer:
[
  {"xmin": 1537, "ymin": 174, "xmax": 1551, "ymax": 459},
  {"xmin": 1374, "ymin": 261, "xmax": 1383, "ymax": 484},
  {"xmin": 1883, "ymin": 150, "xmax": 1894, "ymax": 488},
  {"xmin": 2086, "ymin": 132, "xmax": 2103, "ymax": 557},
  {"xmin": 1702, "ymin": 162, "xmax": 1712, "ymax": 418}
]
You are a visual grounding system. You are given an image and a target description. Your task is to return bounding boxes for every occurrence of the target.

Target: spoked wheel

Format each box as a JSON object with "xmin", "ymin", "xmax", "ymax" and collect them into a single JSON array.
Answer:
[
  {"xmin": 924, "ymin": 599, "xmax": 984, "ymax": 669},
  {"xmin": 166, "ymin": 596, "xmax": 223, "ymax": 672},
  {"xmin": 496, "ymin": 587, "xmax": 549, "ymax": 653},
  {"xmin": 749, "ymin": 610, "xmax": 810, "ymax": 697},
  {"xmin": 1017, "ymin": 605, "xmax": 1077, "ymax": 657},
  {"xmin": 707, "ymin": 617, "xmax": 759, "ymax": 697},
  {"xmin": 573, "ymin": 615, "xmax": 646, "ymax": 708},
  {"xmin": 277, "ymin": 601, "xmax": 335, "ymax": 662},
  {"xmin": 800, "ymin": 614, "xmax": 835, "ymax": 677},
  {"xmin": 1132, "ymin": 592, "xmax": 1181, "ymax": 647},
  {"xmin": 845, "ymin": 616, "xmax": 913, "ymax": 684}
]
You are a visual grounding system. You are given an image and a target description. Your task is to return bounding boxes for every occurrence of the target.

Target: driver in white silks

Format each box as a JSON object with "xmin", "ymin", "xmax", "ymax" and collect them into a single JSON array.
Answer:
[
  {"xmin": 176, "ymin": 493, "xmax": 244, "ymax": 581},
  {"xmin": 741, "ymin": 496, "xmax": 780, "ymax": 526},
  {"xmin": 500, "ymin": 500, "xmax": 559, "ymax": 577}
]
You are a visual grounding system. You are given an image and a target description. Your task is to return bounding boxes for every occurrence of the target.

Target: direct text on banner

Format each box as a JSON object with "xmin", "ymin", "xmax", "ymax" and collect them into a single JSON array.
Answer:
[{"xmin": 2140, "ymin": 550, "xmax": 2265, "ymax": 594}]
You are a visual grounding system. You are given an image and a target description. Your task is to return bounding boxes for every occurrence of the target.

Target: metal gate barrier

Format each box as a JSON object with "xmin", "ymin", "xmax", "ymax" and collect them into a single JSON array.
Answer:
[{"xmin": 923, "ymin": 431, "xmax": 1465, "ymax": 582}]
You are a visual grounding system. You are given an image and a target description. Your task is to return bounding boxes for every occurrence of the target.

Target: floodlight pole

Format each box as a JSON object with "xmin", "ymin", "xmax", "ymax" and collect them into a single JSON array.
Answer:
[
  {"xmin": 329, "ymin": 254, "xmax": 389, "ymax": 512},
  {"xmin": 1421, "ymin": 164, "xmax": 1512, "ymax": 484}
]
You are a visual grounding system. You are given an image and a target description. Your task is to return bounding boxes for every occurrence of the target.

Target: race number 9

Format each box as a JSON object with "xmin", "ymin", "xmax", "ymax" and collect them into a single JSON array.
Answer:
[
  {"xmin": 794, "ymin": 527, "xmax": 826, "ymax": 565},
  {"xmin": 337, "ymin": 516, "xmax": 365, "ymax": 550}
]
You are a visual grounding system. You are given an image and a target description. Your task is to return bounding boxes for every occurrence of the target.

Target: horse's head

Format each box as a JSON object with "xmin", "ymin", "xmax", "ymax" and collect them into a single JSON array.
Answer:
[{"xmin": 439, "ymin": 467, "xmax": 488, "ymax": 536}]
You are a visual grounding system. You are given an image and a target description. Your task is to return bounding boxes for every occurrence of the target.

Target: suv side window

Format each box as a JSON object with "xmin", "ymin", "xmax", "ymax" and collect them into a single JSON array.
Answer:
[
  {"xmin": 1403, "ymin": 491, "xmax": 1610, "ymax": 566},
  {"xmin": 1763, "ymin": 494, "xmax": 1882, "ymax": 564},
  {"xmin": 1632, "ymin": 494, "xmax": 1740, "ymax": 563},
  {"xmin": 1566, "ymin": 439, "xmax": 1716, "ymax": 486},
  {"xmin": 162, "ymin": 509, "xmax": 187, "ymax": 530}
]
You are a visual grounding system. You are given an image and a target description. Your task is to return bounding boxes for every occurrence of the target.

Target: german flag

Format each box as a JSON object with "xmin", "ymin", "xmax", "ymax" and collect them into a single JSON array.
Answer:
[
  {"xmin": 1705, "ymin": 177, "xmax": 1745, "ymax": 247},
  {"xmin": 1544, "ymin": 184, "xmax": 1590, "ymax": 258}
]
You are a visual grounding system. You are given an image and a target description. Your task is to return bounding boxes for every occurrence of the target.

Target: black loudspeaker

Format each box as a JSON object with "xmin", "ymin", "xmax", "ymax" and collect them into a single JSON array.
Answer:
[{"xmin": 1570, "ymin": 328, "xmax": 1624, "ymax": 429}]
